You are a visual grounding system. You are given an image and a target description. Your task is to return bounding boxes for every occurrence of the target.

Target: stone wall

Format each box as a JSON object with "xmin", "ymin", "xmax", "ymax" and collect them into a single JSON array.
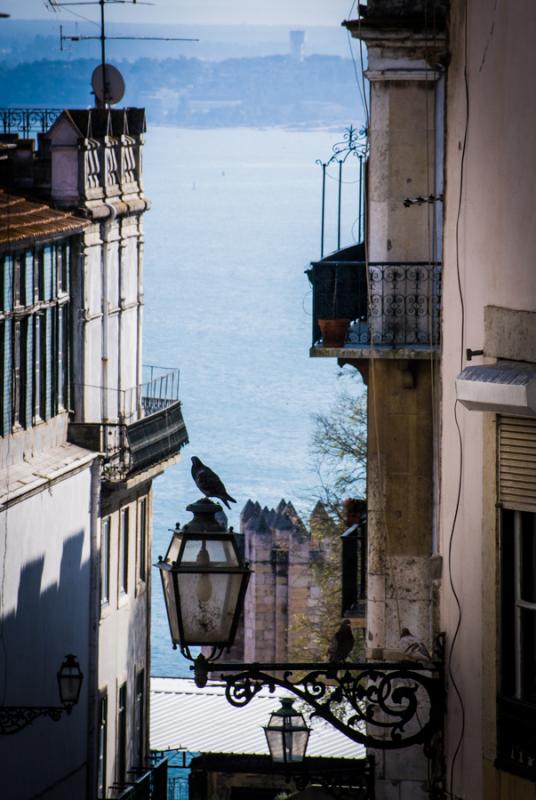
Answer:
[{"xmin": 226, "ymin": 499, "xmax": 332, "ymax": 664}]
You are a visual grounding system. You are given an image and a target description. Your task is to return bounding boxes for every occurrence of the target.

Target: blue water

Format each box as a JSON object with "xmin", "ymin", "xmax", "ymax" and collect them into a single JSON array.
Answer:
[{"xmin": 142, "ymin": 126, "xmax": 362, "ymax": 676}]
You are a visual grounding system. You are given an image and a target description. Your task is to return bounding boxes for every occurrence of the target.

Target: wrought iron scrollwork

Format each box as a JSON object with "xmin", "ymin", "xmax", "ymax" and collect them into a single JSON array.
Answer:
[
  {"xmin": 0, "ymin": 108, "xmax": 62, "ymax": 138},
  {"xmin": 197, "ymin": 657, "xmax": 444, "ymax": 752},
  {"xmin": 0, "ymin": 705, "xmax": 65, "ymax": 735}
]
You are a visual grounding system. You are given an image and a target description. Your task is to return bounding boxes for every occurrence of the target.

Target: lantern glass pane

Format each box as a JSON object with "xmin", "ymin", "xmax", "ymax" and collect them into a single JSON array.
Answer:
[
  {"xmin": 266, "ymin": 728, "xmax": 285, "ymax": 762},
  {"xmin": 181, "ymin": 536, "xmax": 239, "ymax": 567},
  {"xmin": 60, "ymin": 674, "xmax": 81, "ymax": 704},
  {"xmin": 288, "ymin": 729, "xmax": 310, "ymax": 761},
  {"xmin": 161, "ymin": 569, "xmax": 181, "ymax": 644},
  {"xmin": 164, "ymin": 531, "xmax": 183, "ymax": 564},
  {"xmin": 177, "ymin": 571, "xmax": 244, "ymax": 644}
]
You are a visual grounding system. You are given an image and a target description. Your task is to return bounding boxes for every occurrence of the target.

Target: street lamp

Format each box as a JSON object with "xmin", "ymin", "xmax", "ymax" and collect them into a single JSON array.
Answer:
[
  {"xmin": 0, "ymin": 654, "xmax": 83, "ymax": 735},
  {"xmin": 157, "ymin": 498, "xmax": 250, "ymax": 674},
  {"xmin": 57, "ymin": 654, "xmax": 84, "ymax": 711},
  {"xmin": 156, "ymin": 499, "xmax": 443, "ymax": 758},
  {"xmin": 264, "ymin": 698, "xmax": 311, "ymax": 764}
]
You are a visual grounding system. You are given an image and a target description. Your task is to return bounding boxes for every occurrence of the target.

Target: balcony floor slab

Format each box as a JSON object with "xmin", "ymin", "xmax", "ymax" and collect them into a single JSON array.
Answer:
[{"xmin": 310, "ymin": 345, "xmax": 440, "ymax": 359}]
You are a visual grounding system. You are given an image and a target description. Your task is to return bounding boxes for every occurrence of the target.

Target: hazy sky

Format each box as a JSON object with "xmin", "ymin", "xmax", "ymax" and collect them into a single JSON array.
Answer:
[{"xmin": 2, "ymin": 0, "xmax": 357, "ymax": 26}]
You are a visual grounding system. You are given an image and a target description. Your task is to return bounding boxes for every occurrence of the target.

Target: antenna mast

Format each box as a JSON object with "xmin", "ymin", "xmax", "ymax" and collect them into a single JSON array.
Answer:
[{"xmin": 48, "ymin": 0, "xmax": 199, "ymax": 108}]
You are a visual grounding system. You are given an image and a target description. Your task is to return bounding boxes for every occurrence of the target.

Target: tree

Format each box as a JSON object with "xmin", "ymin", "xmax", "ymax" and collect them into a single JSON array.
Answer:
[
  {"xmin": 309, "ymin": 374, "xmax": 367, "ymax": 521},
  {"xmin": 288, "ymin": 373, "xmax": 367, "ymax": 662}
]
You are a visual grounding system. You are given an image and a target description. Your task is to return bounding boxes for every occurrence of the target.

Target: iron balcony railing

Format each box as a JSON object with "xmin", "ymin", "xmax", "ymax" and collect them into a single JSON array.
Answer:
[
  {"xmin": 308, "ymin": 255, "xmax": 441, "ymax": 351},
  {"xmin": 108, "ymin": 757, "xmax": 168, "ymax": 800},
  {"xmin": 0, "ymin": 108, "xmax": 62, "ymax": 138},
  {"xmin": 68, "ymin": 366, "xmax": 189, "ymax": 481}
]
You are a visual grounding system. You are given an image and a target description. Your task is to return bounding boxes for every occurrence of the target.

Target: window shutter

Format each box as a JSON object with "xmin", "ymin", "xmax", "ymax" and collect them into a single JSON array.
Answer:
[{"xmin": 499, "ymin": 416, "xmax": 536, "ymax": 512}]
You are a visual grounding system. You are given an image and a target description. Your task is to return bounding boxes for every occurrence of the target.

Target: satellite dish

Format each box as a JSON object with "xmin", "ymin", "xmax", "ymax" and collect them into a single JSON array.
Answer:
[{"xmin": 91, "ymin": 63, "xmax": 125, "ymax": 106}]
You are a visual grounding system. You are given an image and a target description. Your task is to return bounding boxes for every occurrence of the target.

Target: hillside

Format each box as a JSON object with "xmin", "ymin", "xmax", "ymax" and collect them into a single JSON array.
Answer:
[{"xmin": 0, "ymin": 55, "xmax": 364, "ymax": 128}]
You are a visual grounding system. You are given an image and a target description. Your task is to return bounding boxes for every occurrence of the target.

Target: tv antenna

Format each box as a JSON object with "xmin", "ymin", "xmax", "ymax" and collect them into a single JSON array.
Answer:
[{"xmin": 46, "ymin": 0, "xmax": 199, "ymax": 107}]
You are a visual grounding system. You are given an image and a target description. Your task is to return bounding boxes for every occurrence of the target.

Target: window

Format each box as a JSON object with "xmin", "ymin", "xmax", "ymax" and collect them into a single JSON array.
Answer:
[
  {"xmin": 119, "ymin": 508, "xmax": 129, "ymax": 596},
  {"xmin": 135, "ymin": 669, "xmax": 145, "ymax": 767},
  {"xmin": 498, "ymin": 509, "xmax": 536, "ymax": 778},
  {"xmin": 100, "ymin": 517, "xmax": 111, "ymax": 607},
  {"xmin": 97, "ymin": 691, "xmax": 108, "ymax": 799},
  {"xmin": 0, "ymin": 242, "xmax": 72, "ymax": 435},
  {"xmin": 138, "ymin": 498, "xmax": 147, "ymax": 584},
  {"xmin": 117, "ymin": 683, "xmax": 127, "ymax": 786}
]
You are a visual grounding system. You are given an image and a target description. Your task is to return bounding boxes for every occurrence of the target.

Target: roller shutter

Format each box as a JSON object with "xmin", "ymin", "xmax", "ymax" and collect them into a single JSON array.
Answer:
[{"xmin": 498, "ymin": 415, "xmax": 536, "ymax": 512}]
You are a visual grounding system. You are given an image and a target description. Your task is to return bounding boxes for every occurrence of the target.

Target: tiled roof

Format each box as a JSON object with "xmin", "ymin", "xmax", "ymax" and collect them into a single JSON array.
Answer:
[
  {"xmin": 150, "ymin": 677, "xmax": 365, "ymax": 759},
  {"xmin": 0, "ymin": 190, "xmax": 89, "ymax": 249}
]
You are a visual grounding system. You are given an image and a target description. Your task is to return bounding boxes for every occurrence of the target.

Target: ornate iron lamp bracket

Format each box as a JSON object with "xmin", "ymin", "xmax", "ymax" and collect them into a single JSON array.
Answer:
[
  {"xmin": 0, "ymin": 705, "xmax": 68, "ymax": 735},
  {"xmin": 193, "ymin": 652, "xmax": 444, "ymax": 753}
]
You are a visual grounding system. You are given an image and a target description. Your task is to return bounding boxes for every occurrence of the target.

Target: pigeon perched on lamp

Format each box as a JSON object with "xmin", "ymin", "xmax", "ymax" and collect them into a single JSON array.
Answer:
[
  {"xmin": 191, "ymin": 456, "xmax": 237, "ymax": 510},
  {"xmin": 327, "ymin": 619, "xmax": 354, "ymax": 662},
  {"xmin": 400, "ymin": 627, "xmax": 432, "ymax": 661}
]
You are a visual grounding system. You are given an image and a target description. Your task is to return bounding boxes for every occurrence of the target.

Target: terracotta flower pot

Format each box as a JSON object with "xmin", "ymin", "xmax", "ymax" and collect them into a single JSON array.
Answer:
[{"xmin": 318, "ymin": 318, "xmax": 350, "ymax": 347}]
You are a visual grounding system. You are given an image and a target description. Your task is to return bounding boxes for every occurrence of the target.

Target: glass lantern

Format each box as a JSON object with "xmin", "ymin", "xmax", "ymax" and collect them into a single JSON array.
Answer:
[
  {"xmin": 264, "ymin": 698, "xmax": 311, "ymax": 764},
  {"xmin": 157, "ymin": 499, "xmax": 250, "ymax": 658}
]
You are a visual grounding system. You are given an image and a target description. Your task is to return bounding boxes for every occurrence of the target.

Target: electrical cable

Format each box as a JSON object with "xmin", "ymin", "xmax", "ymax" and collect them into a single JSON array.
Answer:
[{"xmin": 447, "ymin": 1, "xmax": 470, "ymax": 796}]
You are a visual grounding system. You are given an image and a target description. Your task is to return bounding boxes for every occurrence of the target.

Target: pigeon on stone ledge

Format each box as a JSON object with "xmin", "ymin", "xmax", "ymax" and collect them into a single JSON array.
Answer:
[
  {"xmin": 327, "ymin": 619, "xmax": 354, "ymax": 662},
  {"xmin": 400, "ymin": 627, "xmax": 432, "ymax": 661},
  {"xmin": 191, "ymin": 456, "xmax": 236, "ymax": 510}
]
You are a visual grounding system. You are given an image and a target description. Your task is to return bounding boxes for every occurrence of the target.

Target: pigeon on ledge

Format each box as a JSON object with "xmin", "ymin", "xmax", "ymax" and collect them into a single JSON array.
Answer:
[
  {"xmin": 191, "ymin": 456, "xmax": 237, "ymax": 510},
  {"xmin": 327, "ymin": 619, "xmax": 354, "ymax": 662},
  {"xmin": 400, "ymin": 627, "xmax": 432, "ymax": 661}
]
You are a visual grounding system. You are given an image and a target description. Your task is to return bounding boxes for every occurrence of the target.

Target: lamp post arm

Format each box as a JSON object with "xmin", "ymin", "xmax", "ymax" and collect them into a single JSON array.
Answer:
[
  {"xmin": 0, "ymin": 705, "xmax": 69, "ymax": 735},
  {"xmin": 193, "ymin": 657, "xmax": 444, "ymax": 752}
]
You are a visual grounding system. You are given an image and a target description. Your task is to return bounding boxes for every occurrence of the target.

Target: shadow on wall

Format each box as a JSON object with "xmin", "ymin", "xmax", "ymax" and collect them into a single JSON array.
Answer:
[{"xmin": 0, "ymin": 529, "xmax": 91, "ymax": 800}]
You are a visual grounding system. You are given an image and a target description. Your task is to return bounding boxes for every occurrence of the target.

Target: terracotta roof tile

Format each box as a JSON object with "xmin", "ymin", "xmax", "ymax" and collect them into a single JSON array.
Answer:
[{"xmin": 0, "ymin": 189, "xmax": 89, "ymax": 250}]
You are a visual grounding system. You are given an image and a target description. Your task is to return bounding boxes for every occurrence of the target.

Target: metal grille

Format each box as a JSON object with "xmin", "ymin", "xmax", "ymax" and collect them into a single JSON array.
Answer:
[
  {"xmin": 499, "ymin": 416, "xmax": 536, "ymax": 512},
  {"xmin": 0, "ymin": 108, "xmax": 62, "ymax": 137}
]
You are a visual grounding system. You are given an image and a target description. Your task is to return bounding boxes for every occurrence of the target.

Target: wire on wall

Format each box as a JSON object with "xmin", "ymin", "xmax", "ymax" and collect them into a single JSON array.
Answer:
[{"xmin": 446, "ymin": 1, "xmax": 471, "ymax": 796}]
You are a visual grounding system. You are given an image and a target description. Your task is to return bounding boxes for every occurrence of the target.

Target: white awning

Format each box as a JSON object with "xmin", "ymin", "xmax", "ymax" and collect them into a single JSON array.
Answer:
[
  {"xmin": 150, "ymin": 677, "xmax": 364, "ymax": 759},
  {"xmin": 456, "ymin": 361, "xmax": 536, "ymax": 416}
]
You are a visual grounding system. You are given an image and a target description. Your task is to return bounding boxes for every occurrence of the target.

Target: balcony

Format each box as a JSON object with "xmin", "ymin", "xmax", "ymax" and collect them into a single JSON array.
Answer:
[
  {"xmin": 107, "ymin": 756, "xmax": 168, "ymax": 799},
  {"xmin": 307, "ymin": 245, "xmax": 441, "ymax": 359},
  {"xmin": 68, "ymin": 366, "xmax": 189, "ymax": 484}
]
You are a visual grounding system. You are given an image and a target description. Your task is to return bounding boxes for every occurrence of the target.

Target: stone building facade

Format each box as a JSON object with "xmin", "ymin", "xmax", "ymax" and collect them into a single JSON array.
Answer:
[
  {"xmin": 225, "ymin": 499, "xmax": 338, "ymax": 665},
  {"xmin": 0, "ymin": 108, "xmax": 187, "ymax": 799}
]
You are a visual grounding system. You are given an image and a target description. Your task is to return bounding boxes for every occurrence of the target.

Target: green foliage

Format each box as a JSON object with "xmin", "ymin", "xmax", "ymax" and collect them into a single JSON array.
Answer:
[{"xmin": 289, "ymin": 374, "xmax": 367, "ymax": 662}]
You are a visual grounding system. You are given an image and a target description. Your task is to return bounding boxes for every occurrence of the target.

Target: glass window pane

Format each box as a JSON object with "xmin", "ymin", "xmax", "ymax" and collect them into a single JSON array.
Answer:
[
  {"xmin": 520, "ymin": 608, "xmax": 536, "ymax": 702},
  {"xmin": 1, "ymin": 319, "xmax": 12, "ymax": 435},
  {"xmin": 135, "ymin": 670, "xmax": 144, "ymax": 767},
  {"xmin": 139, "ymin": 498, "xmax": 147, "ymax": 582},
  {"xmin": 117, "ymin": 683, "xmax": 127, "ymax": 784},
  {"xmin": 43, "ymin": 247, "xmax": 54, "ymax": 301},
  {"xmin": 23, "ymin": 317, "xmax": 33, "ymax": 428},
  {"xmin": 57, "ymin": 307, "xmax": 64, "ymax": 409},
  {"xmin": 120, "ymin": 509, "xmax": 129, "ymax": 594},
  {"xmin": 23, "ymin": 252, "xmax": 33, "ymax": 307},
  {"xmin": 2, "ymin": 255, "xmax": 13, "ymax": 312},
  {"xmin": 63, "ymin": 243, "xmax": 70, "ymax": 293},
  {"xmin": 44, "ymin": 308, "xmax": 53, "ymax": 419},
  {"xmin": 97, "ymin": 693, "xmax": 107, "ymax": 799},
  {"xmin": 101, "ymin": 518, "xmax": 110, "ymax": 606},
  {"xmin": 521, "ymin": 512, "xmax": 536, "ymax": 603}
]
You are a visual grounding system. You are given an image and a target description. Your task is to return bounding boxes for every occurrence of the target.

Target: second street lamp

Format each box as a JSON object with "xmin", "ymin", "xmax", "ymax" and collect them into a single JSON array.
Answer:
[{"xmin": 264, "ymin": 698, "xmax": 311, "ymax": 765}]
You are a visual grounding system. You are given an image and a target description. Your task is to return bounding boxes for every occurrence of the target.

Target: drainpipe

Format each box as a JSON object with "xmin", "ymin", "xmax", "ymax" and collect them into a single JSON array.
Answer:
[
  {"xmin": 101, "ymin": 202, "xmax": 117, "ymax": 442},
  {"xmin": 86, "ymin": 457, "xmax": 101, "ymax": 798}
]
